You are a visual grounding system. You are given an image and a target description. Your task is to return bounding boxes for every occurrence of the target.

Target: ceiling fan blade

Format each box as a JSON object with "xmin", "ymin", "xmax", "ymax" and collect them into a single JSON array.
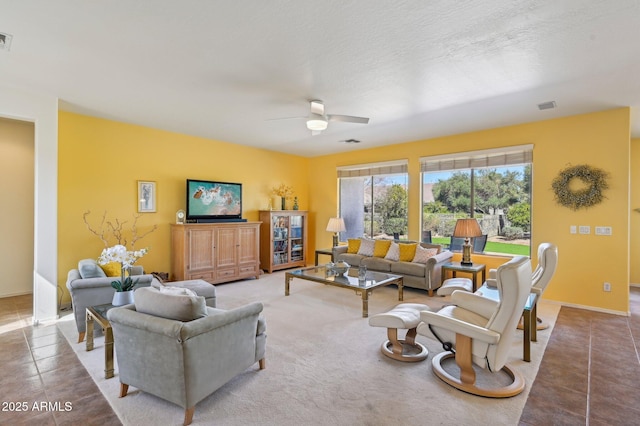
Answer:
[
  {"xmin": 327, "ymin": 114, "xmax": 370, "ymax": 124},
  {"xmin": 310, "ymin": 100, "xmax": 325, "ymax": 116}
]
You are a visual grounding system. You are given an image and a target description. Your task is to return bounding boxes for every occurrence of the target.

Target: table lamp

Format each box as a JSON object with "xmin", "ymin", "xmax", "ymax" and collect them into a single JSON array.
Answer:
[
  {"xmin": 326, "ymin": 217, "xmax": 346, "ymax": 247},
  {"xmin": 453, "ymin": 218, "xmax": 482, "ymax": 266}
]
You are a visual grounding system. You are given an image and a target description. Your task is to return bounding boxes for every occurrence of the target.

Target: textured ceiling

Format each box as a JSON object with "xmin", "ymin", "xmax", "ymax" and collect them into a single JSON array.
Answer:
[{"xmin": 1, "ymin": 1, "xmax": 639, "ymax": 157}]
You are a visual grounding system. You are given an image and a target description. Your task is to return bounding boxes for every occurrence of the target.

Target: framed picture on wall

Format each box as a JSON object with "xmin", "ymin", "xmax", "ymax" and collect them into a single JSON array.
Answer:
[{"xmin": 138, "ymin": 181, "xmax": 156, "ymax": 213}]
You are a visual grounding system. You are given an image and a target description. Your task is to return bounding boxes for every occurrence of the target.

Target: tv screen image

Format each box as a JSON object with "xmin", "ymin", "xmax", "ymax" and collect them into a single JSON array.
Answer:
[{"xmin": 186, "ymin": 179, "xmax": 242, "ymax": 221}]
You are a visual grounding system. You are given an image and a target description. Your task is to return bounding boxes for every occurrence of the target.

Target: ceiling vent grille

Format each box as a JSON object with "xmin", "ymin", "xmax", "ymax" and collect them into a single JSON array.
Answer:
[
  {"xmin": 0, "ymin": 33, "xmax": 13, "ymax": 51},
  {"xmin": 340, "ymin": 139, "xmax": 361, "ymax": 144},
  {"xmin": 537, "ymin": 101, "xmax": 557, "ymax": 110}
]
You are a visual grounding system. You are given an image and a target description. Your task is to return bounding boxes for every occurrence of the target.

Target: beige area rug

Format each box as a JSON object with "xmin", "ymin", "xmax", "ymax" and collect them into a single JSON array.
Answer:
[{"xmin": 57, "ymin": 271, "xmax": 560, "ymax": 426}]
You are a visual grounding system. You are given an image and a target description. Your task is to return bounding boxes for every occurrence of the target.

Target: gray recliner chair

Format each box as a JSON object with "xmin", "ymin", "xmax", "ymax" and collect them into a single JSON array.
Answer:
[
  {"xmin": 107, "ymin": 286, "xmax": 267, "ymax": 426},
  {"xmin": 66, "ymin": 258, "xmax": 157, "ymax": 342}
]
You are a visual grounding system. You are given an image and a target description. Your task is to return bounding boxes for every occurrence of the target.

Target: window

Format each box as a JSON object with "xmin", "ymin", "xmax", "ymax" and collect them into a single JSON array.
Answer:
[
  {"xmin": 338, "ymin": 160, "xmax": 408, "ymax": 241},
  {"xmin": 420, "ymin": 146, "xmax": 532, "ymax": 256}
]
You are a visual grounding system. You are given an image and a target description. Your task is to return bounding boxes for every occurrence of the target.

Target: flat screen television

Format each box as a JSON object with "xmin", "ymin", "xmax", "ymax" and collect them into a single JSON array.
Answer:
[{"xmin": 186, "ymin": 179, "xmax": 243, "ymax": 222}]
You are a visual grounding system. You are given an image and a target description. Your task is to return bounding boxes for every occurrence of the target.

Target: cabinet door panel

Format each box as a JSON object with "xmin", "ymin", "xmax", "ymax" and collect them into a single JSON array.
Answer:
[
  {"xmin": 216, "ymin": 227, "xmax": 237, "ymax": 269},
  {"xmin": 188, "ymin": 229, "xmax": 215, "ymax": 270},
  {"xmin": 238, "ymin": 226, "xmax": 259, "ymax": 264}
]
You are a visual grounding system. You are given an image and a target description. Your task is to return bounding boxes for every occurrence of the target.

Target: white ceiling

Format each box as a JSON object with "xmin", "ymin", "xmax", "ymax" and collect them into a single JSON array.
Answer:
[{"xmin": 1, "ymin": 1, "xmax": 639, "ymax": 157}]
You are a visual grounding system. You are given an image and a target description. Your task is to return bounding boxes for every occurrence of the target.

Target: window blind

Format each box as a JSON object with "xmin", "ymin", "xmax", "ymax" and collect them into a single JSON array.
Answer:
[
  {"xmin": 419, "ymin": 145, "xmax": 533, "ymax": 173},
  {"xmin": 337, "ymin": 159, "xmax": 408, "ymax": 178}
]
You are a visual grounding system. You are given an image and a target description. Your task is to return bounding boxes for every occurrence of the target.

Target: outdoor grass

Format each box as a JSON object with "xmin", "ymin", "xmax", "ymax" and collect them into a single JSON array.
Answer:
[{"xmin": 432, "ymin": 237, "xmax": 530, "ymax": 256}]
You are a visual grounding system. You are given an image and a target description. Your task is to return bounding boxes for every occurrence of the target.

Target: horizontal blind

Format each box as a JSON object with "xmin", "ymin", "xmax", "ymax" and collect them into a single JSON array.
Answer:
[
  {"xmin": 419, "ymin": 145, "xmax": 533, "ymax": 172},
  {"xmin": 337, "ymin": 159, "xmax": 408, "ymax": 178}
]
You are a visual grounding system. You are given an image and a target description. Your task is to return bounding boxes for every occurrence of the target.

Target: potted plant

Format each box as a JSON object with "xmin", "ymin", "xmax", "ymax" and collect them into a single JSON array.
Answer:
[{"xmin": 98, "ymin": 244, "xmax": 148, "ymax": 306}]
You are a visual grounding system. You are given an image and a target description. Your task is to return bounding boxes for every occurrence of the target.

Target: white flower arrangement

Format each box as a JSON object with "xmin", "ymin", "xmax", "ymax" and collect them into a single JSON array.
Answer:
[{"xmin": 98, "ymin": 244, "xmax": 149, "ymax": 292}]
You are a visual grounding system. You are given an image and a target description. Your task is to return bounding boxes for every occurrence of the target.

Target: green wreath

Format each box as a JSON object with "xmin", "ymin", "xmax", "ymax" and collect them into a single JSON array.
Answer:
[{"xmin": 551, "ymin": 164, "xmax": 609, "ymax": 210}]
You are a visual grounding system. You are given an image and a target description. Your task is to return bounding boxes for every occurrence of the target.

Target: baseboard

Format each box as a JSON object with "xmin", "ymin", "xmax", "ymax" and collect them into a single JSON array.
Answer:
[
  {"xmin": 630, "ymin": 283, "xmax": 640, "ymax": 288},
  {"xmin": 544, "ymin": 299, "xmax": 629, "ymax": 317}
]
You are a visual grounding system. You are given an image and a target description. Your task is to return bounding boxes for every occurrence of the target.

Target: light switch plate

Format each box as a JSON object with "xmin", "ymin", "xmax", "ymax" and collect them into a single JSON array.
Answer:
[
  {"xmin": 595, "ymin": 226, "xmax": 612, "ymax": 236},
  {"xmin": 579, "ymin": 226, "xmax": 590, "ymax": 234},
  {"xmin": 570, "ymin": 225, "xmax": 577, "ymax": 234}
]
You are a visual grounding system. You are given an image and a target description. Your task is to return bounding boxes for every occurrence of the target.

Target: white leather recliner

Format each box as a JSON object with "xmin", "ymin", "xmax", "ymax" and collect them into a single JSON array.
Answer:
[{"xmin": 417, "ymin": 256, "xmax": 532, "ymax": 397}]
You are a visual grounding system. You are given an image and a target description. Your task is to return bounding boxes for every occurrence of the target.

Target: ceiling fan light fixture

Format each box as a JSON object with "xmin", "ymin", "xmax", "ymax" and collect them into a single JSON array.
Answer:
[{"xmin": 306, "ymin": 114, "xmax": 328, "ymax": 131}]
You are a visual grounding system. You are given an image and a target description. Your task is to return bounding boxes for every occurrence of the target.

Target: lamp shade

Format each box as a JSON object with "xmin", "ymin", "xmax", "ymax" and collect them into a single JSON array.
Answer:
[
  {"xmin": 452, "ymin": 218, "xmax": 482, "ymax": 238},
  {"xmin": 326, "ymin": 217, "xmax": 346, "ymax": 233}
]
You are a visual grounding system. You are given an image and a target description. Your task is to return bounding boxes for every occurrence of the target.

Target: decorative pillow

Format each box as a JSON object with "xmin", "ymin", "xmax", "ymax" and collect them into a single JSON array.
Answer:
[
  {"xmin": 347, "ymin": 239, "xmax": 361, "ymax": 254},
  {"xmin": 78, "ymin": 259, "xmax": 107, "ymax": 279},
  {"xmin": 384, "ymin": 242, "xmax": 400, "ymax": 261},
  {"xmin": 412, "ymin": 246, "xmax": 439, "ymax": 264},
  {"xmin": 134, "ymin": 286, "xmax": 207, "ymax": 322},
  {"xmin": 357, "ymin": 238, "xmax": 375, "ymax": 257},
  {"xmin": 373, "ymin": 240, "xmax": 392, "ymax": 258},
  {"xmin": 398, "ymin": 243, "xmax": 418, "ymax": 262},
  {"xmin": 100, "ymin": 261, "xmax": 122, "ymax": 277}
]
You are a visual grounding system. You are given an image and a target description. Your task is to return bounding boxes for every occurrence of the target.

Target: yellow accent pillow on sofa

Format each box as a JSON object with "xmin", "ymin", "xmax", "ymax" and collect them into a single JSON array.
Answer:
[
  {"xmin": 347, "ymin": 239, "xmax": 361, "ymax": 254},
  {"xmin": 399, "ymin": 243, "xmax": 418, "ymax": 262},
  {"xmin": 100, "ymin": 262, "xmax": 121, "ymax": 277},
  {"xmin": 373, "ymin": 240, "xmax": 392, "ymax": 257}
]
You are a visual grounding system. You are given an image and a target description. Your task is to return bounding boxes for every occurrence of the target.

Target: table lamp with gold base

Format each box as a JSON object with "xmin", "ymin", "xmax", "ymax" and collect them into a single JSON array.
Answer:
[{"xmin": 453, "ymin": 218, "xmax": 482, "ymax": 266}]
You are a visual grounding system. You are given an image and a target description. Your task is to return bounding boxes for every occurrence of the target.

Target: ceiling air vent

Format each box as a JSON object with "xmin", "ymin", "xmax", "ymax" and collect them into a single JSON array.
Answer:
[
  {"xmin": 0, "ymin": 33, "xmax": 13, "ymax": 51},
  {"xmin": 537, "ymin": 101, "xmax": 557, "ymax": 110},
  {"xmin": 340, "ymin": 139, "xmax": 361, "ymax": 144}
]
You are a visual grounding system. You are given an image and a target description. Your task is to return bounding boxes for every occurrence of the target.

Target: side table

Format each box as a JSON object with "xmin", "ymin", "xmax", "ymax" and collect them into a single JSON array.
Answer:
[
  {"xmin": 441, "ymin": 262, "xmax": 486, "ymax": 292},
  {"xmin": 86, "ymin": 303, "xmax": 116, "ymax": 379},
  {"xmin": 315, "ymin": 248, "xmax": 334, "ymax": 266}
]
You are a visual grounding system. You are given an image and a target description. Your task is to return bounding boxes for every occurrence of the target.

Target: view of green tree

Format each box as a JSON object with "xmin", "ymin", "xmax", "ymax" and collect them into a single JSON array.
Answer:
[
  {"xmin": 432, "ymin": 171, "xmax": 471, "ymax": 213},
  {"xmin": 378, "ymin": 183, "xmax": 408, "ymax": 234},
  {"xmin": 506, "ymin": 202, "xmax": 530, "ymax": 231}
]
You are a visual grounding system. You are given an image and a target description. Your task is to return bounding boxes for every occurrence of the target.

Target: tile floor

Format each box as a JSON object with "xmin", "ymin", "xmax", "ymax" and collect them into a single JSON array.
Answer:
[{"xmin": 0, "ymin": 289, "xmax": 638, "ymax": 425}]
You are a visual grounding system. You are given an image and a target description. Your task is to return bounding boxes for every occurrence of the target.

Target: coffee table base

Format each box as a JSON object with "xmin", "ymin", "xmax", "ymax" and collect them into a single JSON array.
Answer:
[
  {"xmin": 285, "ymin": 271, "xmax": 403, "ymax": 318},
  {"xmin": 86, "ymin": 306, "xmax": 115, "ymax": 379}
]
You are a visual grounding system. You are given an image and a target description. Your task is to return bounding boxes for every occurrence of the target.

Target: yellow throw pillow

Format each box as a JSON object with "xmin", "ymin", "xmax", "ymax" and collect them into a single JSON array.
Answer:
[
  {"xmin": 347, "ymin": 239, "xmax": 361, "ymax": 254},
  {"xmin": 373, "ymin": 240, "xmax": 392, "ymax": 257},
  {"xmin": 399, "ymin": 243, "xmax": 418, "ymax": 262},
  {"xmin": 100, "ymin": 262, "xmax": 122, "ymax": 277}
]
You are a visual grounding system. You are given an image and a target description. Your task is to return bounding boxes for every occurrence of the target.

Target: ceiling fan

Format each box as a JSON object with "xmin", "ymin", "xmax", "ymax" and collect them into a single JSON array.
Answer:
[{"xmin": 271, "ymin": 100, "xmax": 370, "ymax": 135}]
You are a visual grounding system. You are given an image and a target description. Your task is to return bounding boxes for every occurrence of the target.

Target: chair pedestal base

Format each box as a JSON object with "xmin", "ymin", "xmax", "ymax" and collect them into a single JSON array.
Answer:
[
  {"xmin": 431, "ymin": 352, "xmax": 525, "ymax": 398},
  {"xmin": 380, "ymin": 329, "xmax": 428, "ymax": 362}
]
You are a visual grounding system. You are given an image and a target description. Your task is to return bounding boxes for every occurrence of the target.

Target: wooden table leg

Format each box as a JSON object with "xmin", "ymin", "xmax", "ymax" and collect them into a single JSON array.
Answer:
[
  {"xmin": 398, "ymin": 278, "xmax": 404, "ymax": 301},
  {"xmin": 86, "ymin": 310, "xmax": 94, "ymax": 352},
  {"xmin": 531, "ymin": 302, "xmax": 538, "ymax": 342},
  {"xmin": 285, "ymin": 274, "xmax": 291, "ymax": 296},
  {"xmin": 523, "ymin": 310, "xmax": 531, "ymax": 362}
]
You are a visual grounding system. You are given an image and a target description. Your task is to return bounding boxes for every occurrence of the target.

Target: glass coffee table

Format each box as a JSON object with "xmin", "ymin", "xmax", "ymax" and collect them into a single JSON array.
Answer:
[
  {"xmin": 86, "ymin": 303, "xmax": 116, "ymax": 379},
  {"xmin": 285, "ymin": 266, "xmax": 403, "ymax": 318}
]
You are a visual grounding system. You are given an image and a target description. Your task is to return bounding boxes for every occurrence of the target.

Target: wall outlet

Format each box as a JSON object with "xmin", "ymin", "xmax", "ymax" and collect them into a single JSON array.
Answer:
[
  {"xmin": 595, "ymin": 226, "xmax": 612, "ymax": 236},
  {"xmin": 604, "ymin": 282, "xmax": 611, "ymax": 292},
  {"xmin": 579, "ymin": 226, "xmax": 590, "ymax": 234},
  {"xmin": 570, "ymin": 225, "xmax": 577, "ymax": 234}
]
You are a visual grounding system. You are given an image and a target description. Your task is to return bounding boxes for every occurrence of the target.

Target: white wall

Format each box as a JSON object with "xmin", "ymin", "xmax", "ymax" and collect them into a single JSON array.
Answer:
[{"xmin": 0, "ymin": 85, "xmax": 58, "ymax": 323}]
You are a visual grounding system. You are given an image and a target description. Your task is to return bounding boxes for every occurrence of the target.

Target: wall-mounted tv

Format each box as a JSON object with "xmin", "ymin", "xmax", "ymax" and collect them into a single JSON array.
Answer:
[{"xmin": 186, "ymin": 179, "xmax": 243, "ymax": 222}]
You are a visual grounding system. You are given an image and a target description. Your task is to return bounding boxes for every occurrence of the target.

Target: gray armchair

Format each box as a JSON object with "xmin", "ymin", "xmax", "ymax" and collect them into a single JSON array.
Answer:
[
  {"xmin": 66, "ymin": 258, "xmax": 156, "ymax": 342},
  {"xmin": 107, "ymin": 287, "xmax": 266, "ymax": 426}
]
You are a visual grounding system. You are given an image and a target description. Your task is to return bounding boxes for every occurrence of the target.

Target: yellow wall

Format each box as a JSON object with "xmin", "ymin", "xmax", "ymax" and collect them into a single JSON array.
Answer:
[
  {"xmin": 309, "ymin": 108, "xmax": 631, "ymax": 314},
  {"xmin": 59, "ymin": 108, "xmax": 632, "ymax": 313},
  {"xmin": 58, "ymin": 111, "xmax": 310, "ymax": 302},
  {"xmin": 631, "ymin": 138, "xmax": 640, "ymax": 285},
  {"xmin": 0, "ymin": 118, "xmax": 34, "ymax": 297}
]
